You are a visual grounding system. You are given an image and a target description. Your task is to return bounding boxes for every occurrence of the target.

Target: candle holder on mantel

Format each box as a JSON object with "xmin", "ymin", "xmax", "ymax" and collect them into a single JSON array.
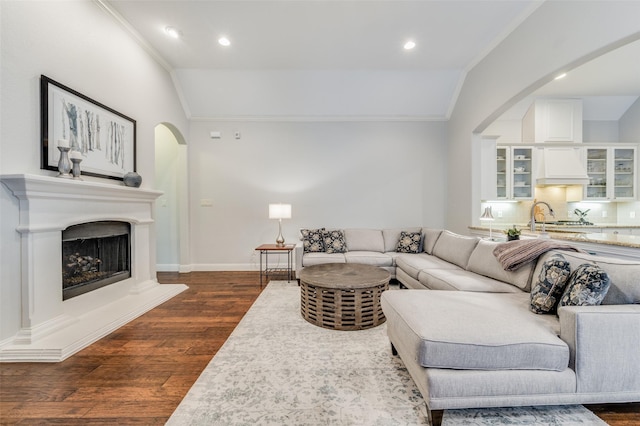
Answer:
[
  {"xmin": 57, "ymin": 146, "xmax": 72, "ymax": 178},
  {"xmin": 70, "ymin": 155, "xmax": 83, "ymax": 180}
]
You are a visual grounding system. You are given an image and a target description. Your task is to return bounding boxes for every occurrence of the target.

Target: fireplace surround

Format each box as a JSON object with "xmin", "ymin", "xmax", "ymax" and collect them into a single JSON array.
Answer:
[{"xmin": 0, "ymin": 174, "xmax": 187, "ymax": 362}]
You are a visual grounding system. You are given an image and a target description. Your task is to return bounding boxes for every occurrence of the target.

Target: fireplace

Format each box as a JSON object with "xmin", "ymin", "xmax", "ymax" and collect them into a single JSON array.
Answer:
[
  {"xmin": 62, "ymin": 221, "xmax": 131, "ymax": 300},
  {"xmin": 0, "ymin": 174, "xmax": 187, "ymax": 362}
]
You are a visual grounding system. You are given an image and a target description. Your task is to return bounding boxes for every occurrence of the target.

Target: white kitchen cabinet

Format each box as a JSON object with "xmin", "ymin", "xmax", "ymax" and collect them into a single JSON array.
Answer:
[
  {"xmin": 522, "ymin": 99, "xmax": 582, "ymax": 144},
  {"xmin": 482, "ymin": 145, "xmax": 535, "ymax": 201},
  {"xmin": 510, "ymin": 147, "xmax": 534, "ymax": 199},
  {"xmin": 496, "ymin": 146, "xmax": 509, "ymax": 199},
  {"xmin": 585, "ymin": 146, "xmax": 636, "ymax": 201}
]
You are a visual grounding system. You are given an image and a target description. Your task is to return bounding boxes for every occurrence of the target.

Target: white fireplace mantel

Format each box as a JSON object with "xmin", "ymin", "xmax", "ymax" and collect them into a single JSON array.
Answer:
[{"xmin": 0, "ymin": 174, "xmax": 187, "ymax": 362}]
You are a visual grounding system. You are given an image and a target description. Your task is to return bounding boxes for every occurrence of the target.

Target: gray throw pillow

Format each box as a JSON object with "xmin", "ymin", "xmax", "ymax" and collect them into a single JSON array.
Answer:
[
  {"xmin": 301, "ymin": 228, "xmax": 325, "ymax": 253},
  {"xmin": 396, "ymin": 231, "xmax": 422, "ymax": 253},
  {"xmin": 530, "ymin": 254, "xmax": 571, "ymax": 314},
  {"xmin": 559, "ymin": 264, "xmax": 611, "ymax": 310},
  {"xmin": 323, "ymin": 229, "xmax": 347, "ymax": 254}
]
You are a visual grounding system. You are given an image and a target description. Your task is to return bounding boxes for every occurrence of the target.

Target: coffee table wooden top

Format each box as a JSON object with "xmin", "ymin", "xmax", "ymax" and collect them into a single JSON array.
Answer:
[{"xmin": 299, "ymin": 263, "xmax": 390, "ymax": 289}]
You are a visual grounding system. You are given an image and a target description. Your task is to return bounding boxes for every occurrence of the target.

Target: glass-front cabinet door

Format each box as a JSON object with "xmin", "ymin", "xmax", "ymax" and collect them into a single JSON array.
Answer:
[
  {"xmin": 496, "ymin": 147, "xmax": 508, "ymax": 199},
  {"xmin": 585, "ymin": 148, "xmax": 608, "ymax": 200},
  {"xmin": 511, "ymin": 147, "xmax": 533, "ymax": 199},
  {"xmin": 613, "ymin": 147, "xmax": 636, "ymax": 200},
  {"xmin": 585, "ymin": 146, "xmax": 636, "ymax": 201}
]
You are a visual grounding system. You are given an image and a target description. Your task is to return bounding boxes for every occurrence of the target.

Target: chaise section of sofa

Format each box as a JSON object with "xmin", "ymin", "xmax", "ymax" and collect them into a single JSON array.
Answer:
[{"xmin": 382, "ymin": 243, "xmax": 640, "ymax": 422}]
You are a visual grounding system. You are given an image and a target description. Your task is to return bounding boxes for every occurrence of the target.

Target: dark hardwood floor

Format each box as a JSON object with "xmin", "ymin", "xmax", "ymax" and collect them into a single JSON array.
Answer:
[{"xmin": 1, "ymin": 271, "xmax": 638, "ymax": 424}]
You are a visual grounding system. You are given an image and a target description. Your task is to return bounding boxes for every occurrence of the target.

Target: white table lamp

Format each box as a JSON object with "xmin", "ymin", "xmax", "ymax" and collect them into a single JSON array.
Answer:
[
  {"xmin": 269, "ymin": 203, "xmax": 292, "ymax": 247},
  {"xmin": 479, "ymin": 206, "xmax": 495, "ymax": 240}
]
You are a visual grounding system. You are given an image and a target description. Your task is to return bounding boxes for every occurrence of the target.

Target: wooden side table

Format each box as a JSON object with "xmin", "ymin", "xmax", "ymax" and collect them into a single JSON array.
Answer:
[{"xmin": 255, "ymin": 244, "xmax": 296, "ymax": 287}]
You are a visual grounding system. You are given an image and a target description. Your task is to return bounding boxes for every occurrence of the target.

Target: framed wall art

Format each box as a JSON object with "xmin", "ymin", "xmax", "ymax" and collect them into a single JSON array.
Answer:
[{"xmin": 41, "ymin": 75, "xmax": 136, "ymax": 181}]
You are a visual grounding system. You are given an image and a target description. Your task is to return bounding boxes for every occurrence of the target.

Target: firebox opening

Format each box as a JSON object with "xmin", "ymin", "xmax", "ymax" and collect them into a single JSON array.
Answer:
[{"xmin": 62, "ymin": 221, "xmax": 131, "ymax": 300}]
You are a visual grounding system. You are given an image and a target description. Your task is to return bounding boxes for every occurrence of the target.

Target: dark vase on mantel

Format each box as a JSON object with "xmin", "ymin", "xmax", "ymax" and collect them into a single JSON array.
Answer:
[
  {"xmin": 507, "ymin": 235, "xmax": 520, "ymax": 241},
  {"xmin": 123, "ymin": 172, "xmax": 142, "ymax": 188}
]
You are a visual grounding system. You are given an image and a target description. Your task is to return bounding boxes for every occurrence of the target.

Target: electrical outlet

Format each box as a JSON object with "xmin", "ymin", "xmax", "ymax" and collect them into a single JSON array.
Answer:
[
  {"xmin": 497, "ymin": 210, "xmax": 503, "ymax": 218},
  {"xmin": 602, "ymin": 210, "xmax": 607, "ymax": 218},
  {"xmin": 235, "ymin": 131, "xmax": 241, "ymax": 139},
  {"xmin": 631, "ymin": 211, "xmax": 636, "ymax": 219}
]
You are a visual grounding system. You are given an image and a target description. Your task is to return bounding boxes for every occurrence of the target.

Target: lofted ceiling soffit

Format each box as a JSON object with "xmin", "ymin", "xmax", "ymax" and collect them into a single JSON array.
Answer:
[{"xmin": 104, "ymin": 0, "xmax": 539, "ymax": 120}]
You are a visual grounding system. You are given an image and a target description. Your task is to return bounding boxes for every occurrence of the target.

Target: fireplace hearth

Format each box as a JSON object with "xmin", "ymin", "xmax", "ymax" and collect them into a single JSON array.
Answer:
[{"xmin": 62, "ymin": 221, "xmax": 131, "ymax": 300}]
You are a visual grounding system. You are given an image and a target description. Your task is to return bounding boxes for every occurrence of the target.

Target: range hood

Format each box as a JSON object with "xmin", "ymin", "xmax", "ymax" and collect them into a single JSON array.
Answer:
[{"xmin": 536, "ymin": 147, "xmax": 590, "ymax": 186}]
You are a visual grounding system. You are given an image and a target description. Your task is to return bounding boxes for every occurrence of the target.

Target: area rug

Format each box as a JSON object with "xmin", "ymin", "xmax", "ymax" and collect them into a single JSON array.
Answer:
[
  {"xmin": 167, "ymin": 281, "xmax": 608, "ymax": 426},
  {"xmin": 443, "ymin": 405, "xmax": 607, "ymax": 425}
]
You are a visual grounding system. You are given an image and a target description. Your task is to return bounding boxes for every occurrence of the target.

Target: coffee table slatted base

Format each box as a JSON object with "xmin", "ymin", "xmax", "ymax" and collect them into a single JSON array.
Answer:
[{"xmin": 300, "ymin": 281, "xmax": 388, "ymax": 330}]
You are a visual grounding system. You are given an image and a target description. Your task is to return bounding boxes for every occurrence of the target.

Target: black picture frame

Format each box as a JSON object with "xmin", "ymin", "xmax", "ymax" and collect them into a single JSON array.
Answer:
[{"xmin": 40, "ymin": 75, "xmax": 136, "ymax": 181}]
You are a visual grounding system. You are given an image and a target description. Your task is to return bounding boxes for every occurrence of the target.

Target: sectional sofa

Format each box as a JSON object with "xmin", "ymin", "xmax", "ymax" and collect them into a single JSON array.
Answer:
[{"xmin": 295, "ymin": 227, "xmax": 640, "ymax": 424}]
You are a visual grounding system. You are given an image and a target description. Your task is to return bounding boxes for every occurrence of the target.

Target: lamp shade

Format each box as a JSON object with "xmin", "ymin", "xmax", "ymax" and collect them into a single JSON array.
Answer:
[
  {"xmin": 479, "ymin": 206, "xmax": 494, "ymax": 221},
  {"xmin": 269, "ymin": 203, "xmax": 292, "ymax": 220}
]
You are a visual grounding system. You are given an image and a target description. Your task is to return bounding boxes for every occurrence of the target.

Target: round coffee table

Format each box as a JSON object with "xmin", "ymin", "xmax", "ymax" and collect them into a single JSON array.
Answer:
[{"xmin": 299, "ymin": 263, "xmax": 390, "ymax": 330}]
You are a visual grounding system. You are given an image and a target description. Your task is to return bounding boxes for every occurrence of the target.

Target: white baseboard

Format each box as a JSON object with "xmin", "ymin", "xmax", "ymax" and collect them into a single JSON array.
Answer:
[
  {"xmin": 191, "ymin": 263, "xmax": 260, "ymax": 271},
  {"xmin": 156, "ymin": 263, "xmax": 180, "ymax": 272}
]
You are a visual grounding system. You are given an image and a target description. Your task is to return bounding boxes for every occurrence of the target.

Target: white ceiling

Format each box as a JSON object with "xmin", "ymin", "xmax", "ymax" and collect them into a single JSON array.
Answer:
[
  {"xmin": 498, "ymin": 37, "xmax": 640, "ymax": 121},
  {"xmin": 103, "ymin": 0, "xmax": 639, "ymax": 120}
]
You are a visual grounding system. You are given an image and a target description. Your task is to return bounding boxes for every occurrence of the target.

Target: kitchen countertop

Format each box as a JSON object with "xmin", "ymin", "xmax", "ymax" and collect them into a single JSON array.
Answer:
[{"xmin": 468, "ymin": 226, "xmax": 640, "ymax": 249}]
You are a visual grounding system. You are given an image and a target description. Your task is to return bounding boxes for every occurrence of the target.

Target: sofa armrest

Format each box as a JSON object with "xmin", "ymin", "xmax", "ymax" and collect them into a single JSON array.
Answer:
[
  {"xmin": 295, "ymin": 245, "xmax": 304, "ymax": 277},
  {"xmin": 559, "ymin": 304, "xmax": 640, "ymax": 393}
]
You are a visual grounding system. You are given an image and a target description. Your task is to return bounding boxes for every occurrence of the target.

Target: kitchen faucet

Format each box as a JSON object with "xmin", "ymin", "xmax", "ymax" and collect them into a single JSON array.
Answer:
[{"xmin": 530, "ymin": 201, "xmax": 555, "ymax": 231}]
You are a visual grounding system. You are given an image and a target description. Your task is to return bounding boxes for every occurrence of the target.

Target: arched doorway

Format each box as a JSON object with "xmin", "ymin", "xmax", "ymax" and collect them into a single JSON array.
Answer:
[{"xmin": 154, "ymin": 123, "xmax": 189, "ymax": 272}]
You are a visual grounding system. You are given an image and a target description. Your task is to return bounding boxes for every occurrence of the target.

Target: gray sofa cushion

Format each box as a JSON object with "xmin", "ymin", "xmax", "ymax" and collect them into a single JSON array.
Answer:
[
  {"xmin": 533, "ymin": 250, "xmax": 640, "ymax": 305},
  {"xmin": 345, "ymin": 251, "xmax": 393, "ymax": 267},
  {"xmin": 381, "ymin": 291, "xmax": 569, "ymax": 371},
  {"xmin": 432, "ymin": 231, "xmax": 479, "ymax": 269},
  {"xmin": 344, "ymin": 229, "xmax": 384, "ymax": 252},
  {"xmin": 382, "ymin": 227, "xmax": 422, "ymax": 252},
  {"xmin": 422, "ymin": 228, "xmax": 443, "ymax": 255},
  {"xmin": 302, "ymin": 252, "xmax": 346, "ymax": 266},
  {"xmin": 466, "ymin": 239, "xmax": 535, "ymax": 291},
  {"xmin": 395, "ymin": 253, "xmax": 460, "ymax": 280},
  {"xmin": 418, "ymin": 269, "xmax": 524, "ymax": 293}
]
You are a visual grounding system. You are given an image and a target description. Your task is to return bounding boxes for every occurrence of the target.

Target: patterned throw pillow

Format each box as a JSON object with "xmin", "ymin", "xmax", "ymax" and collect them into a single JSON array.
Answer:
[
  {"xmin": 529, "ymin": 254, "xmax": 571, "ymax": 314},
  {"xmin": 396, "ymin": 231, "xmax": 422, "ymax": 253},
  {"xmin": 559, "ymin": 263, "xmax": 611, "ymax": 310},
  {"xmin": 301, "ymin": 228, "xmax": 325, "ymax": 253},
  {"xmin": 323, "ymin": 229, "xmax": 347, "ymax": 254}
]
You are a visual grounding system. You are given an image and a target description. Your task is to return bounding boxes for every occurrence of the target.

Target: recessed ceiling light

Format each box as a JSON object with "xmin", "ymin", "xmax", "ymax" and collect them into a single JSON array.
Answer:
[
  {"xmin": 218, "ymin": 37, "xmax": 231, "ymax": 47},
  {"xmin": 404, "ymin": 40, "xmax": 416, "ymax": 50},
  {"xmin": 554, "ymin": 73, "xmax": 567, "ymax": 80},
  {"xmin": 164, "ymin": 26, "xmax": 181, "ymax": 39}
]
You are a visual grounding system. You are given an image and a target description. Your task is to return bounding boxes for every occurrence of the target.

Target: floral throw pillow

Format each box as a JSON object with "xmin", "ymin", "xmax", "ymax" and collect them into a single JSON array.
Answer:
[
  {"xmin": 301, "ymin": 228, "xmax": 325, "ymax": 253},
  {"xmin": 396, "ymin": 231, "xmax": 422, "ymax": 253},
  {"xmin": 558, "ymin": 263, "xmax": 611, "ymax": 310},
  {"xmin": 529, "ymin": 254, "xmax": 571, "ymax": 314},
  {"xmin": 323, "ymin": 229, "xmax": 347, "ymax": 254}
]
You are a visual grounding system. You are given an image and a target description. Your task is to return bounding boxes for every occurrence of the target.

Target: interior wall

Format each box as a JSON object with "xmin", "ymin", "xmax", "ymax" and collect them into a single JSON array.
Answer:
[
  {"xmin": 619, "ymin": 97, "xmax": 640, "ymax": 143},
  {"xmin": 155, "ymin": 125, "xmax": 180, "ymax": 270},
  {"xmin": 0, "ymin": 0, "xmax": 188, "ymax": 342},
  {"xmin": 448, "ymin": 1, "xmax": 640, "ymax": 235},
  {"xmin": 187, "ymin": 119, "xmax": 447, "ymax": 270}
]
